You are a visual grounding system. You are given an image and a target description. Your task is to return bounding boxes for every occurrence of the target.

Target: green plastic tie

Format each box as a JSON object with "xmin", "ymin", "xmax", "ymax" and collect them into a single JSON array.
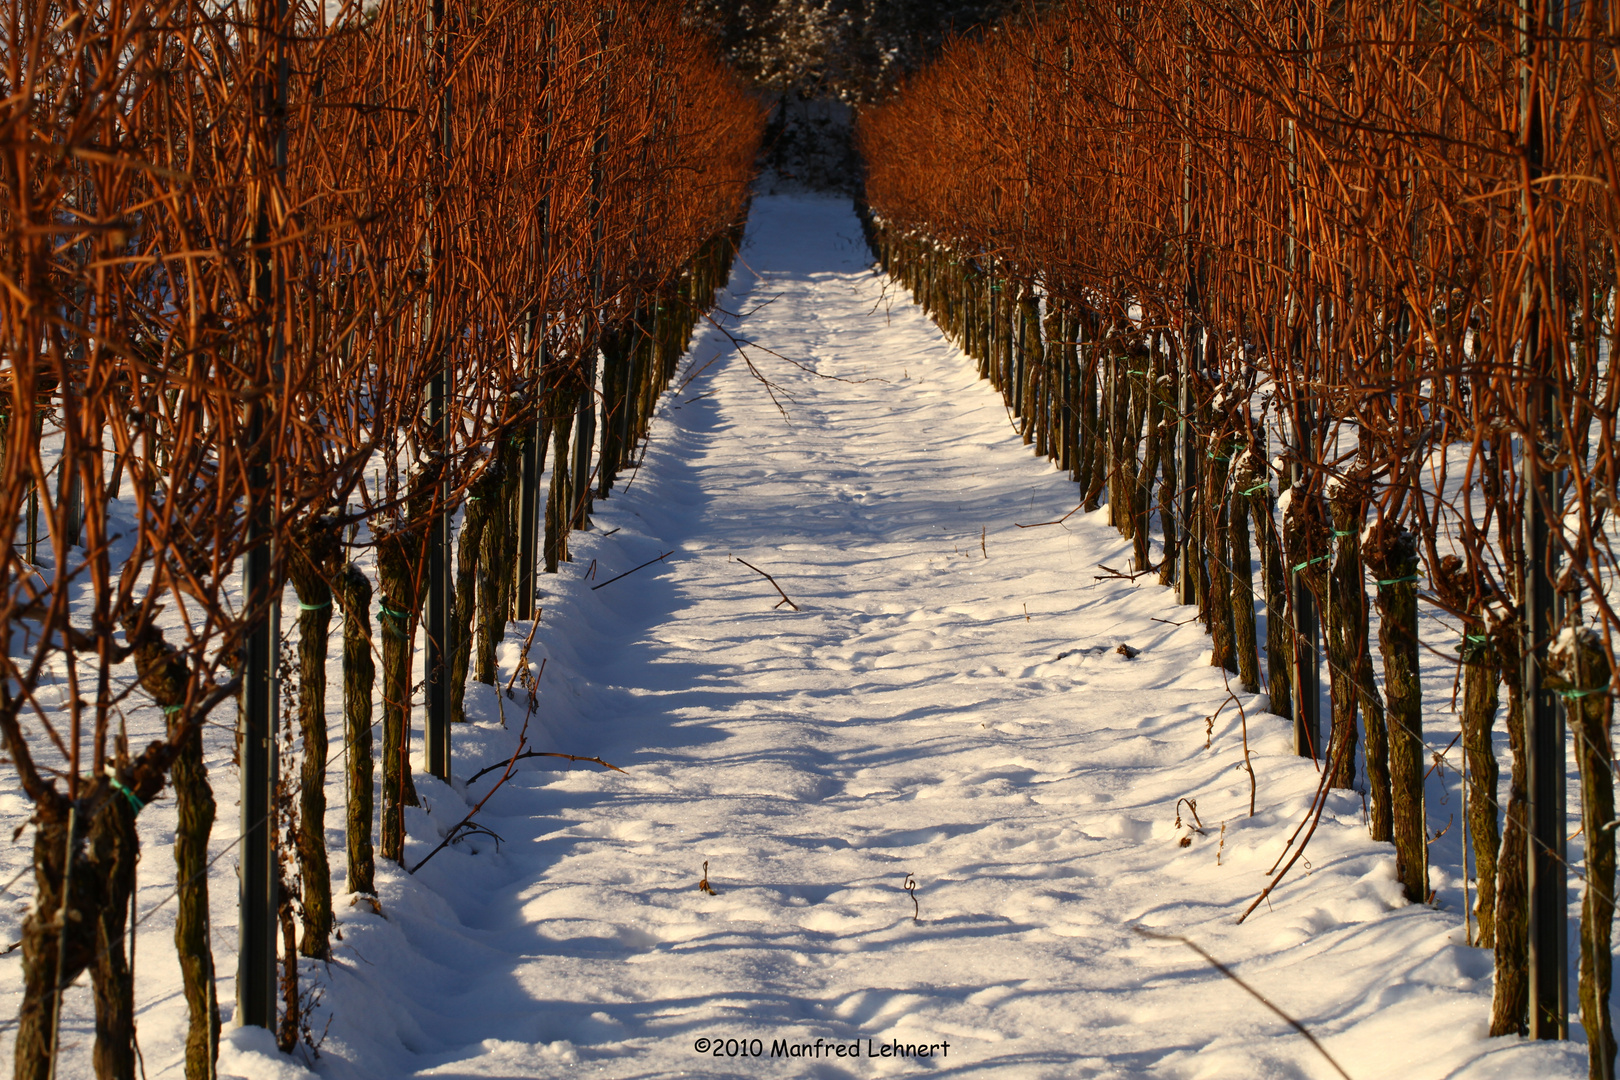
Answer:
[
  {"xmin": 378, "ymin": 603, "xmax": 412, "ymax": 621},
  {"xmin": 1377, "ymin": 573, "xmax": 1420, "ymax": 585},
  {"xmin": 108, "ymin": 777, "xmax": 144, "ymax": 815},
  {"xmin": 1560, "ymin": 683, "xmax": 1611, "ymax": 700},
  {"xmin": 1240, "ymin": 482, "xmax": 1270, "ymax": 496},
  {"xmin": 1292, "ymin": 554, "xmax": 1331, "ymax": 573},
  {"xmin": 298, "ymin": 599, "xmax": 332, "ymax": 611},
  {"xmin": 161, "ymin": 704, "xmax": 184, "ymax": 716},
  {"xmin": 1459, "ymin": 632, "xmax": 1493, "ymax": 662},
  {"xmin": 1332, "ymin": 529, "xmax": 1356, "ymax": 538}
]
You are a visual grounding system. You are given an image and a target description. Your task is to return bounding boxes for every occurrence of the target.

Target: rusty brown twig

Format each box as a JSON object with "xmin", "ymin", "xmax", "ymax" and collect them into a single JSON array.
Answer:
[{"xmin": 734, "ymin": 557, "xmax": 801, "ymax": 611}]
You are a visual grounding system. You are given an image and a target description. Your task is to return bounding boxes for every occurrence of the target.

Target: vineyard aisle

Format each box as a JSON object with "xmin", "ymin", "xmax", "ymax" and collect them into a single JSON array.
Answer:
[{"xmin": 217, "ymin": 196, "xmax": 1572, "ymax": 1078}]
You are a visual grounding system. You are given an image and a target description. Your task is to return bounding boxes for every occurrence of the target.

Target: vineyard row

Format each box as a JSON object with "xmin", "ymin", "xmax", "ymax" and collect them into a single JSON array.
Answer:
[
  {"xmin": 1, "ymin": 1, "xmax": 762, "ymax": 1077},
  {"xmin": 857, "ymin": 0, "xmax": 1620, "ymax": 1073}
]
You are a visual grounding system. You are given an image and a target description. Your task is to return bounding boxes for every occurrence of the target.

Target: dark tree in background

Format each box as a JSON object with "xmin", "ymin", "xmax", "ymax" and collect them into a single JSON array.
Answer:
[
  {"xmin": 685, "ymin": 0, "xmax": 1020, "ymax": 188},
  {"xmin": 685, "ymin": 0, "xmax": 1016, "ymax": 101}
]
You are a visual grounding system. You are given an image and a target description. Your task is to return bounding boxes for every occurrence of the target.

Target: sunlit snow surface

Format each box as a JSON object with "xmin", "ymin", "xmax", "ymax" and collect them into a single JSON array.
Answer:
[{"xmin": 2, "ymin": 194, "xmax": 1594, "ymax": 1079}]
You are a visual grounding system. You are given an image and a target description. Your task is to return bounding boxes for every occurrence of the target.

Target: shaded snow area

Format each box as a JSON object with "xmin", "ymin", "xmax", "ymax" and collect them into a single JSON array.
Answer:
[{"xmin": 1, "ymin": 194, "xmax": 1595, "ymax": 1080}]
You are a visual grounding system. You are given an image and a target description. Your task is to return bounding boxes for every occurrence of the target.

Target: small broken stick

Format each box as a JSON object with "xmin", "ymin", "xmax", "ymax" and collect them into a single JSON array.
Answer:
[
  {"xmin": 1094, "ymin": 562, "xmax": 1156, "ymax": 582},
  {"xmin": 734, "ymin": 556, "xmax": 801, "ymax": 611},
  {"xmin": 590, "ymin": 550, "xmax": 673, "ymax": 591},
  {"xmin": 465, "ymin": 748, "xmax": 623, "ymax": 785},
  {"xmin": 699, "ymin": 860, "xmax": 719, "ymax": 896}
]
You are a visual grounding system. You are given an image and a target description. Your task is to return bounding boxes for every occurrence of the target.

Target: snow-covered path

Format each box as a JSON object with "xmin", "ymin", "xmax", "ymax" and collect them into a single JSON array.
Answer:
[{"xmin": 233, "ymin": 195, "xmax": 1572, "ymax": 1080}]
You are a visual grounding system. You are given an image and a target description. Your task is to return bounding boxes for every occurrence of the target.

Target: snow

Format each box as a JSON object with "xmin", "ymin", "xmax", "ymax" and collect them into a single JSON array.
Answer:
[{"xmin": 1, "ymin": 193, "xmax": 1600, "ymax": 1079}]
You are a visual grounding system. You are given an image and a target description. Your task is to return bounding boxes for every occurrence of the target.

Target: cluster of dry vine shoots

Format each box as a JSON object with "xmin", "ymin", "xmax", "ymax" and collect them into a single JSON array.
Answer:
[
  {"xmin": 859, "ymin": 0, "xmax": 1620, "ymax": 1069},
  {"xmin": 1, "ymin": 0, "xmax": 762, "ymax": 1076}
]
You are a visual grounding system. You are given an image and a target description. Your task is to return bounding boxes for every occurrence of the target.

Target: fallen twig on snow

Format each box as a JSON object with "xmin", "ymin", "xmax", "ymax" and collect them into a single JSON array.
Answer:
[
  {"xmin": 464, "ymin": 750, "xmax": 624, "ymax": 786},
  {"xmin": 411, "ymin": 720, "xmax": 622, "ymax": 873},
  {"xmin": 591, "ymin": 550, "xmax": 673, "ymax": 591},
  {"xmin": 1015, "ymin": 502, "xmax": 1084, "ymax": 529},
  {"xmin": 700, "ymin": 309, "xmax": 886, "ymax": 389},
  {"xmin": 1094, "ymin": 562, "xmax": 1156, "ymax": 582},
  {"xmin": 1239, "ymin": 742, "xmax": 1346, "ymax": 923},
  {"xmin": 734, "ymin": 556, "xmax": 801, "ymax": 610},
  {"xmin": 1131, "ymin": 928, "xmax": 1353, "ymax": 1080},
  {"xmin": 411, "ymin": 708, "xmax": 538, "ymax": 874}
]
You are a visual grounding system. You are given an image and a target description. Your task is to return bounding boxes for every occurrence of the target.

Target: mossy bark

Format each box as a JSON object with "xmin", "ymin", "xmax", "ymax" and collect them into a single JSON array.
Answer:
[
  {"xmin": 170, "ymin": 721, "xmax": 219, "ymax": 1078},
  {"xmin": 497, "ymin": 436, "xmax": 523, "ymax": 623},
  {"xmin": 995, "ymin": 284, "xmax": 1013, "ymax": 395},
  {"xmin": 15, "ymin": 802, "xmax": 78, "ymax": 1080},
  {"xmin": 598, "ymin": 323, "xmax": 634, "ymax": 494},
  {"xmin": 1369, "ymin": 526, "xmax": 1425, "ymax": 903},
  {"xmin": 288, "ymin": 524, "xmax": 337, "ymax": 958},
  {"xmin": 1080, "ymin": 317, "xmax": 1107, "ymax": 510},
  {"xmin": 1017, "ymin": 292, "xmax": 1041, "ymax": 446},
  {"xmin": 1158, "ymin": 420, "xmax": 1179, "ymax": 590},
  {"xmin": 476, "ymin": 462, "xmax": 506, "ymax": 685},
  {"xmin": 1253, "ymin": 477, "xmax": 1292, "ymax": 719},
  {"xmin": 1107, "ymin": 348, "xmax": 1132, "ymax": 534},
  {"xmin": 1491, "ymin": 633, "xmax": 1530, "ymax": 1036},
  {"xmin": 1343, "ymin": 500, "xmax": 1390, "ymax": 841},
  {"xmin": 1552, "ymin": 631, "xmax": 1616, "ymax": 1079},
  {"xmin": 375, "ymin": 525, "xmax": 421, "ymax": 864},
  {"xmin": 1205, "ymin": 430, "xmax": 1236, "ymax": 673},
  {"xmin": 129, "ymin": 625, "xmax": 216, "ymax": 1079},
  {"xmin": 1047, "ymin": 301, "xmax": 1070, "ymax": 473},
  {"xmin": 1281, "ymin": 480, "xmax": 1327, "ymax": 757},
  {"xmin": 1186, "ymin": 388, "xmax": 1209, "ymax": 619},
  {"xmin": 86, "ymin": 797, "xmax": 138, "ymax": 1080},
  {"xmin": 617, "ymin": 314, "xmax": 646, "ymax": 478},
  {"xmin": 452, "ymin": 468, "xmax": 497, "ymax": 720},
  {"xmin": 276, "ymin": 874, "xmax": 299, "ymax": 1053},
  {"xmin": 545, "ymin": 407, "xmax": 572, "ymax": 572},
  {"xmin": 16, "ymin": 788, "xmax": 140, "ymax": 1080},
  {"xmin": 1460, "ymin": 623, "xmax": 1501, "ymax": 948},
  {"xmin": 1134, "ymin": 361, "xmax": 1164, "ymax": 576},
  {"xmin": 1319, "ymin": 497, "xmax": 1360, "ymax": 792},
  {"xmin": 1230, "ymin": 454, "xmax": 1260, "ymax": 693},
  {"xmin": 338, "ymin": 563, "xmax": 375, "ymax": 896}
]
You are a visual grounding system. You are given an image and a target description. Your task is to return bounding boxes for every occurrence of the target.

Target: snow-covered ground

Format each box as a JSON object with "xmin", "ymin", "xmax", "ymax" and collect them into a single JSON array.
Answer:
[{"xmin": 2, "ymin": 193, "xmax": 1596, "ymax": 1079}]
